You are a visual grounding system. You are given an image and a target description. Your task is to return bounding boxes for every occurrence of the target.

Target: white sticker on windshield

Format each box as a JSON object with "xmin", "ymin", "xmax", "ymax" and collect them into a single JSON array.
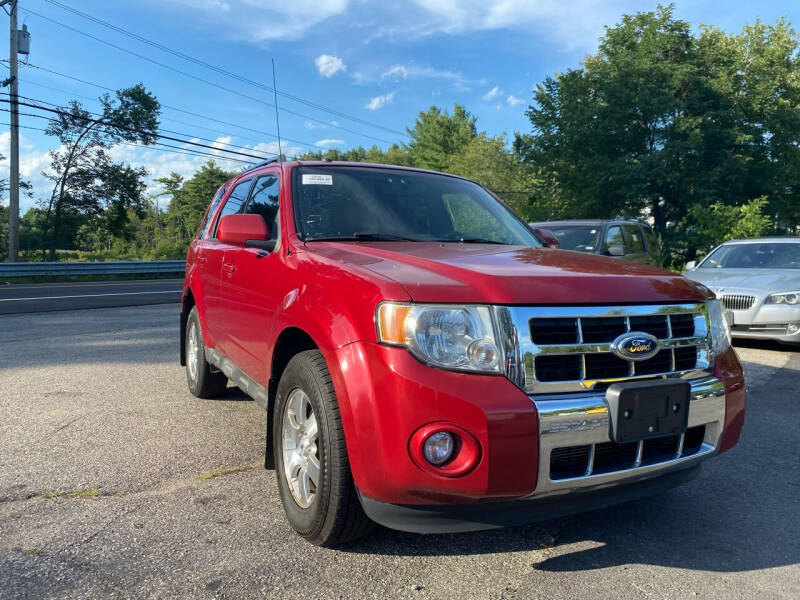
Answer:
[{"xmin": 302, "ymin": 174, "xmax": 333, "ymax": 185}]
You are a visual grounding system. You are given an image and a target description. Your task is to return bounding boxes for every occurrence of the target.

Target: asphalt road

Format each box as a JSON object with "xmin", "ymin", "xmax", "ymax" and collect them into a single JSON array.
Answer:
[
  {"xmin": 0, "ymin": 280, "xmax": 183, "ymax": 314},
  {"xmin": 0, "ymin": 305, "xmax": 798, "ymax": 599}
]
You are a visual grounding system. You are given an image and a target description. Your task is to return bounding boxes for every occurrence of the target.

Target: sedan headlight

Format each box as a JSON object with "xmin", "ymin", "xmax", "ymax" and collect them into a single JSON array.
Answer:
[
  {"xmin": 765, "ymin": 291, "xmax": 800, "ymax": 305},
  {"xmin": 706, "ymin": 299, "xmax": 731, "ymax": 356},
  {"xmin": 377, "ymin": 303, "xmax": 502, "ymax": 373}
]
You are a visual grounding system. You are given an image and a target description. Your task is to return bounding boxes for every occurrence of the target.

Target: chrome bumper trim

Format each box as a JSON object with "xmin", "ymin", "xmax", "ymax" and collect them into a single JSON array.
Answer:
[{"xmin": 530, "ymin": 376, "xmax": 726, "ymax": 497}]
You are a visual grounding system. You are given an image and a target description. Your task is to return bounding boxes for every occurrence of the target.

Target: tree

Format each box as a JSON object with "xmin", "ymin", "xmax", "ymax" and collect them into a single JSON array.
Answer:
[
  {"xmin": 298, "ymin": 143, "xmax": 410, "ymax": 165},
  {"xmin": 522, "ymin": 5, "xmax": 800, "ymax": 264},
  {"xmin": 445, "ymin": 133, "xmax": 542, "ymax": 217},
  {"xmin": 164, "ymin": 161, "xmax": 236, "ymax": 244},
  {"xmin": 406, "ymin": 105, "xmax": 477, "ymax": 171},
  {"xmin": 41, "ymin": 84, "xmax": 161, "ymax": 259}
]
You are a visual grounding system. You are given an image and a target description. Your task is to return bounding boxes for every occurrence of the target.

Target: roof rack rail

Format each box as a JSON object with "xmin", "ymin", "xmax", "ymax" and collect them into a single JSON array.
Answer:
[{"xmin": 240, "ymin": 156, "xmax": 281, "ymax": 174}]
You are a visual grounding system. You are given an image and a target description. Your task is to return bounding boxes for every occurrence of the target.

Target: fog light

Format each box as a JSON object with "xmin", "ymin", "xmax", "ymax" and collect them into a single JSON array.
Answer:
[
  {"xmin": 788, "ymin": 323, "xmax": 800, "ymax": 334},
  {"xmin": 423, "ymin": 431, "xmax": 455, "ymax": 465}
]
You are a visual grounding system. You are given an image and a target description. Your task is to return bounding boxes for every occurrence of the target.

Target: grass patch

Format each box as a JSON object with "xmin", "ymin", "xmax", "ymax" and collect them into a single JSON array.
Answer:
[
  {"xmin": 38, "ymin": 487, "xmax": 101, "ymax": 500},
  {"xmin": 197, "ymin": 464, "xmax": 258, "ymax": 481}
]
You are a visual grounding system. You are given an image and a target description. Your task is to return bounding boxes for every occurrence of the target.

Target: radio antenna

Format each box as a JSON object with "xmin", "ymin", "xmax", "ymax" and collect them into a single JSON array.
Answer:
[{"xmin": 271, "ymin": 59, "xmax": 283, "ymax": 168}]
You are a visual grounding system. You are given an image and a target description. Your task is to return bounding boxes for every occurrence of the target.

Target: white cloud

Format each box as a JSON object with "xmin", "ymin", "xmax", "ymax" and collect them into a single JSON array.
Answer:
[
  {"xmin": 305, "ymin": 120, "xmax": 341, "ymax": 130},
  {"xmin": 506, "ymin": 94, "xmax": 524, "ymax": 106},
  {"xmin": 483, "ymin": 86, "xmax": 502, "ymax": 101},
  {"xmin": 406, "ymin": 0, "xmax": 631, "ymax": 50},
  {"xmin": 381, "ymin": 65, "xmax": 409, "ymax": 80},
  {"xmin": 365, "ymin": 92, "xmax": 395, "ymax": 111},
  {"xmin": 315, "ymin": 54, "xmax": 347, "ymax": 78},
  {"xmin": 158, "ymin": 1, "xmax": 642, "ymax": 52},
  {"xmin": 159, "ymin": 0, "xmax": 350, "ymax": 42},
  {"xmin": 314, "ymin": 139, "xmax": 345, "ymax": 148},
  {"xmin": 361, "ymin": 63, "xmax": 481, "ymax": 91}
]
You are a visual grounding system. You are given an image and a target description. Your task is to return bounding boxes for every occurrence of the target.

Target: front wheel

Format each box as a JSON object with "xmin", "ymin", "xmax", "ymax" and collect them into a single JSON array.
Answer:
[{"xmin": 273, "ymin": 350, "xmax": 374, "ymax": 546}]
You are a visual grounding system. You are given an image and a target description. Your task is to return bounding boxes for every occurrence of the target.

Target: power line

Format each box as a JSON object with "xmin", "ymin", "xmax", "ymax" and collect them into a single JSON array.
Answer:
[
  {"xmin": 20, "ymin": 5, "xmax": 400, "ymax": 145},
  {"xmin": 0, "ymin": 115, "xmax": 254, "ymax": 165},
  {"xmin": 0, "ymin": 96, "xmax": 274, "ymax": 161},
  {"xmin": 18, "ymin": 77, "xmax": 275, "ymax": 148},
  {"xmin": 2, "ymin": 59, "xmax": 323, "ymax": 149},
  {"xmin": 8, "ymin": 90, "xmax": 292, "ymax": 158},
  {"xmin": 40, "ymin": 0, "xmax": 409, "ymax": 138}
]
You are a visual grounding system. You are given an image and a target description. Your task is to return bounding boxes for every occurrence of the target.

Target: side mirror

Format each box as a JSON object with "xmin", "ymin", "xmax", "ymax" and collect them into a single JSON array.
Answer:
[
  {"xmin": 685, "ymin": 260, "xmax": 697, "ymax": 271},
  {"xmin": 607, "ymin": 244, "xmax": 625, "ymax": 257},
  {"xmin": 532, "ymin": 227, "xmax": 560, "ymax": 249},
  {"xmin": 217, "ymin": 214, "xmax": 274, "ymax": 250}
]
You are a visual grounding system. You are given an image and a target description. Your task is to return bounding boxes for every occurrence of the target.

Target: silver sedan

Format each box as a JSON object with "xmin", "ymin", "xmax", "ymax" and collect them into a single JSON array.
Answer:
[{"xmin": 684, "ymin": 238, "xmax": 800, "ymax": 345}]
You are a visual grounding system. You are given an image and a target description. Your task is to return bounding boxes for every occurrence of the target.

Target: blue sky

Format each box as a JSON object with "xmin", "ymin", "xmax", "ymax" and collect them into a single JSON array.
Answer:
[{"xmin": 2, "ymin": 0, "xmax": 797, "ymax": 211}]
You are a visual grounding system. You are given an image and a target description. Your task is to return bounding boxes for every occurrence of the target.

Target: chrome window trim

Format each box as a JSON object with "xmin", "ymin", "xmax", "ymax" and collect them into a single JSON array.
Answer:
[{"xmin": 494, "ymin": 303, "xmax": 712, "ymax": 394}]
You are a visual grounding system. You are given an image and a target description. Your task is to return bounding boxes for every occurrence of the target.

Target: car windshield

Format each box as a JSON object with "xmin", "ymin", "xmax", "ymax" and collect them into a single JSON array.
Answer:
[
  {"xmin": 700, "ymin": 243, "xmax": 800, "ymax": 269},
  {"xmin": 293, "ymin": 166, "xmax": 541, "ymax": 246},
  {"xmin": 540, "ymin": 225, "xmax": 602, "ymax": 252}
]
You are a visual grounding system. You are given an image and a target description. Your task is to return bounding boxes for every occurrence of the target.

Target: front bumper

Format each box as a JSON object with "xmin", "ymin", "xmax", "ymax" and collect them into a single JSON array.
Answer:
[
  {"xmin": 532, "ymin": 376, "xmax": 724, "ymax": 496},
  {"xmin": 722, "ymin": 294, "xmax": 800, "ymax": 343},
  {"xmin": 360, "ymin": 464, "xmax": 702, "ymax": 534},
  {"xmin": 330, "ymin": 343, "xmax": 743, "ymax": 532}
]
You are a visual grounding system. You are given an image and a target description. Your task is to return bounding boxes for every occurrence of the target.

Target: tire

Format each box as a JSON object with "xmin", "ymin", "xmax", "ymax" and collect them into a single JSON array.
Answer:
[
  {"xmin": 273, "ymin": 350, "xmax": 374, "ymax": 546},
  {"xmin": 185, "ymin": 306, "xmax": 228, "ymax": 398}
]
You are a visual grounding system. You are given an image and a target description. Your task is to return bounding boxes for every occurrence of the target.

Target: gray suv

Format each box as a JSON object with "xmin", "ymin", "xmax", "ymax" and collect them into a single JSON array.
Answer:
[{"xmin": 529, "ymin": 219, "xmax": 660, "ymax": 265}]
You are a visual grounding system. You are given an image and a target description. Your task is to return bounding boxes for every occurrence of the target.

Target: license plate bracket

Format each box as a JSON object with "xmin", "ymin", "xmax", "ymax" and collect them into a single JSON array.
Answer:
[{"xmin": 605, "ymin": 380, "xmax": 690, "ymax": 443}]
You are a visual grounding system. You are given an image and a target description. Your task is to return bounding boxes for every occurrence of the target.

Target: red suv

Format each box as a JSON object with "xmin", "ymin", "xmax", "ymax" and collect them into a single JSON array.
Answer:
[{"xmin": 181, "ymin": 159, "xmax": 745, "ymax": 546}]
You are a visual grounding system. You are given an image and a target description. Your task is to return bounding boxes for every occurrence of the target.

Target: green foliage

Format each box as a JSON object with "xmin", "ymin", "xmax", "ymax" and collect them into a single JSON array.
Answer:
[
  {"xmin": 689, "ymin": 197, "xmax": 772, "ymax": 251},
  {"xmin": 298, "ymin": 143, "xmax": 410, "ymax": 165},
  {"xmin": 444, "ymin": 133, "xmax": 540, "ymax": 216},
  {"xmin": 164, "ymin": 161, "xmax": 237, "ymax": 244},
  {"xmin": 406, "ymin": 105, "xmax": 477, "ymax": 171},
  {"xmin": 40, "ymin": 84, "xmax": 161, "ymax": 259},
  {"xmin": 523, "ymin": 4, "xmax": 800, "ymax": 264}
]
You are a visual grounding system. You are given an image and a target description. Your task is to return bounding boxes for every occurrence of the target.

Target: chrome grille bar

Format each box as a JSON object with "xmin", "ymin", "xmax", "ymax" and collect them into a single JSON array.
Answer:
[
  {"xmin": 495, "ymin": 303, "xmax": 712, "ymax": 395},
  {"xmin": 721, "ymin": 294, "xmax": 755, "ymax": 311}
]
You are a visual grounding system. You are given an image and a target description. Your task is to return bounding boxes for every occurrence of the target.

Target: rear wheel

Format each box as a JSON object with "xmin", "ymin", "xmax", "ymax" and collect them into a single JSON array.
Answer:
[
  {"xmin": 273, "ymin": 350, "xmax": 374, "ymax": 546},
  {"xmin": 185, "ymin": 307, "xmax": 228, "ymax": 398}
]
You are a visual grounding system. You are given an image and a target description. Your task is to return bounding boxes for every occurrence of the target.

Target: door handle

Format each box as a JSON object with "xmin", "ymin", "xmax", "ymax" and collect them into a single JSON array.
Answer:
[
  {"xmin": 197, "ymin": 256, "xmax": 207, "ymax": 264},
  {"xmin": 222, "ymin": 263, "xmax": 236, "ymax": 274}
]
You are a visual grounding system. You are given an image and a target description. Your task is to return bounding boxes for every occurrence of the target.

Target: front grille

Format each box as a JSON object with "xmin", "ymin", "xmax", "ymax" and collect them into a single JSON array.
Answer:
[
  {"xmin": 550, "ymin": 426, "xmax": 707, "ymax": 480},
  {"xmin": 722, "ymin": 294, "xmax": 756, "ymax": 311},
  {"xmin": 527, "ymin": 306, "xmax": 708, "ymax": 388}
]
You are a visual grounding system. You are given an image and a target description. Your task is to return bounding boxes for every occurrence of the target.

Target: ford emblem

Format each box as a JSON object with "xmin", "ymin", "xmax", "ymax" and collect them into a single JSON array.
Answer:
[{"xmin": 611, "ymin": 331, "xmax": 660, "ymax": 361}]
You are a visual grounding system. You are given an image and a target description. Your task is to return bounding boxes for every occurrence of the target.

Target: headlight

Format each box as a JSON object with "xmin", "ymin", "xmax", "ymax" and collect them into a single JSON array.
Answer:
[
  {"xmin": 377, "ymin": 303, "xmax": 502, "ymax": 373},
  {"xmin": 765, "ymin": 291, "xmax": 800, "ymax": 305},
  {"xmin": 706, "ymin": 299, "xmax": 731, "ymax": 356}
]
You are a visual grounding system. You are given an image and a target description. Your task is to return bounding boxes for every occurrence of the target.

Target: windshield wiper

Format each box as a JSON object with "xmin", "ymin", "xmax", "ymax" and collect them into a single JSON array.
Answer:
[
  {"xmin": 437, "ymin": 237, "xmax": 508, "ymax": 244},
  {"xmin": 305, "ymin": 232, "xmax": 424, "ymax": 242}
]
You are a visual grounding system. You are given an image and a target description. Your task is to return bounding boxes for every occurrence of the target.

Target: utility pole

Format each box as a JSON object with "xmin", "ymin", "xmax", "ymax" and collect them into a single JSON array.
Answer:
[{"xmin": 1, "ymin": 0, "xmax": 19, "ymax": 262}]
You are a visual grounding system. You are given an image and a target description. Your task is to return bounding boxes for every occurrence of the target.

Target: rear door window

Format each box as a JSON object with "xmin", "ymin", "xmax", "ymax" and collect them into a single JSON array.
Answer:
[{"xmin": 622, "ymin": 225, "xmax": 644, "ymax": 254}]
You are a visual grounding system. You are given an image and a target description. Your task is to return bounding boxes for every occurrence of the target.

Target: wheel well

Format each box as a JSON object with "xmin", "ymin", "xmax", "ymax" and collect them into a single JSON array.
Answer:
[
  {"xmin": 179, "ymin": 290, "xmax": 195, "ymax": 366},
  {"xmin": 265, "ymin": 327, "xmax": 318, "ymax": 469}
]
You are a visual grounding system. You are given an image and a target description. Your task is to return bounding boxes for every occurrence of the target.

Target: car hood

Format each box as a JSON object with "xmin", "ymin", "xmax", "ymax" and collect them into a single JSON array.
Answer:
[
  {"xmin": 685, "ymin": 268, "xmax": 800, "ymax": 294},
  {"xmin": 305, "ymin": 242, "xmax": 710, "ymax": 304}
]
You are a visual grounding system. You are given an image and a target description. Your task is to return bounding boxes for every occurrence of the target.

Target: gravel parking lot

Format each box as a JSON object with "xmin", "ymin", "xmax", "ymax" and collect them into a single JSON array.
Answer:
[{"xmin": 1, "ymin": 304, "xmax": 798, "ymax": 599}]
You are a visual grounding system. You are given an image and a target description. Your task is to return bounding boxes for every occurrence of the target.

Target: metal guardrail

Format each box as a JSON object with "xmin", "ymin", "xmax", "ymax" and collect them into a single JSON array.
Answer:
[{"xmin": 0, "ymin": 260, "xmax": 186, "ymax": 278}]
